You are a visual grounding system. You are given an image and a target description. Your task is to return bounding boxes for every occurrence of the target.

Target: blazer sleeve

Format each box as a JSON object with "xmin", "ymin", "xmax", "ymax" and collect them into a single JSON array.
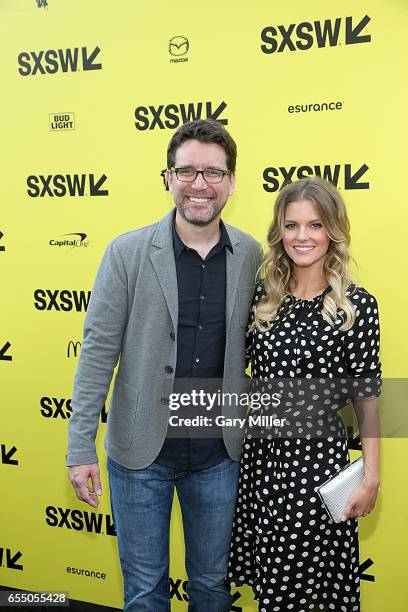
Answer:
[{"xmin": 67, "ymin": 240, "xmax": 129, "ymax": 466}]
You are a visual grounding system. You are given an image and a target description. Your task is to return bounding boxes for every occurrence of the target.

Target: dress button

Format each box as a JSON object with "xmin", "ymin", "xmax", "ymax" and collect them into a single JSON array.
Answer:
[
  {"xmin": 195, "ymin": 357, "xmax": 200, "ymax": 363},
  {"xmin": 161, "ymin": 397, "xmax": 169, "ymax": 405},
  {"xmin": 198, "ymin": 325, "xmax": 203, "ymax": 331},
  {"xmin": 201, "ymin": 264, "xmax": 206, "ymax": 269},
  {"xmin": 165, "ymin": 366, "xmax": 173, "ymax": 374},
  {"xmin": 170, "ymin": 331, "xmax": 175, "ymax": 340},
  {"xmin": 200, "ymin": 295, "xmax": 205, "ymax": 301}
]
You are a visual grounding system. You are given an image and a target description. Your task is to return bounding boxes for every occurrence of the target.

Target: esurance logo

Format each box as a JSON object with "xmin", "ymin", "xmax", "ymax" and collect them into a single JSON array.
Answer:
[
  {"xmin": 261, "ymin": 15, "xmax": 371, "ymax": 53},
  {"xmin": 263, "ymin": 163, "xmax": 369, "ymax": 192},
  {"xmin": 135, "ymin": 101, "xmax": 228, "ymax": 130},
  {"xmin": 18, "ymin": 47, "xmax": 102, "ymax": 76},
  {"xmin": 27, "ymin": 174, "xmax": 108, "ymax": 197},
  {"xmin": 34, "ymin": 289, "xmax": 91, "ymax": 312},
  {"xmin": 45, "ymin": 506, "xmax": 116, "ymax": 536}
]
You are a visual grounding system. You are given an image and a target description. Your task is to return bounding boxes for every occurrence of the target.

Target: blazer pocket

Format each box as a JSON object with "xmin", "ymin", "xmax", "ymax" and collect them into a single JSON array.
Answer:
[
  {"xmin": 108, "ymin": 377, "xmax": 139, "ymax": 449},
  {"xmin": 237, "ymin": 285, "xmax": 256, "ymax": 327}
]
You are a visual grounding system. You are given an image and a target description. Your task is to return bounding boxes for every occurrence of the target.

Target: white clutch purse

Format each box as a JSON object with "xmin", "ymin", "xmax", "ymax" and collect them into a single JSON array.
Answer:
[{"xmin": 316, "ymin": 456, "xmax": 364, "ymax": 523}]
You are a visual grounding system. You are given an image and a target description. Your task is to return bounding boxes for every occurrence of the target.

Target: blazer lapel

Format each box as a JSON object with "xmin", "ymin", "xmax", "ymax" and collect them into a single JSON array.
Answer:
[
  {"xmin": 150, "ymin": 210, "xmax": 178, "ymax": 330},
  {"xmin": 225, "ymin": 227, "xmax": 245, "ymax": 334}
]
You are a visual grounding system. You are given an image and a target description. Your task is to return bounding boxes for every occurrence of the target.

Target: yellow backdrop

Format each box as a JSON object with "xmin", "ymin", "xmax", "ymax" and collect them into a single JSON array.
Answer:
[{"xmin": 1, "ymin": 1, "xmax": 407, "ymax": 610}]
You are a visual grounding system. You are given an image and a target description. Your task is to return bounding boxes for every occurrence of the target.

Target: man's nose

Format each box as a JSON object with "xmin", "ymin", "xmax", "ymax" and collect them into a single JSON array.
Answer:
[{"xmin": 191, "ymin": 171, "xmax": 208, "ymax": 189}]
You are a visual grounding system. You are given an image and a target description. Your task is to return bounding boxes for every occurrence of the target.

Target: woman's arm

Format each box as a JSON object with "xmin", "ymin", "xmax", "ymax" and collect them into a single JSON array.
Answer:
[{"xmin": 342, "ymin": 396, "xmax": 381, "ymax": 520}]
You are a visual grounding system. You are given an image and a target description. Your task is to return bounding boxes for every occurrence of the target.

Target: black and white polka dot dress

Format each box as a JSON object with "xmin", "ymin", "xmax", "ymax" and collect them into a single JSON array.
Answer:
[{"xmin": 228, "ymin": 284, "xmax": 381, "ymax": 612}]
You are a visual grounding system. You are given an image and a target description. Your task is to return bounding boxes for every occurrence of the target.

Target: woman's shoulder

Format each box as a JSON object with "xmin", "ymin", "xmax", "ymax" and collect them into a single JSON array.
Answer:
[{"xmin": 346, "ymin": 284, "xmax": 379, "ymax": 309}]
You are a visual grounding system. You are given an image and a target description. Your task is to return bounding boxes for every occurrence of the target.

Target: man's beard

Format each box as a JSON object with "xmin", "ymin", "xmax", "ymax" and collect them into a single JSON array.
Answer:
[{"xmin": 175, "ymin": 200, "xmax": 226, "ymax": 226}]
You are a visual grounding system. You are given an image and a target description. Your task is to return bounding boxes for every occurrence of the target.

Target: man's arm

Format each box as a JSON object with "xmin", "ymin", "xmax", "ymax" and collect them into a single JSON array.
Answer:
[{"xmin": 67, "ymin": 240, "xmax": 129, "ymax": 506}]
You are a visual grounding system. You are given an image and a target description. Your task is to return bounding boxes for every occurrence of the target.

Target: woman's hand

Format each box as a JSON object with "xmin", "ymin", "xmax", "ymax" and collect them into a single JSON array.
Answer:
[{"xmin": 341, "ymin": 479, "xmax": 380, "ymax": 520}]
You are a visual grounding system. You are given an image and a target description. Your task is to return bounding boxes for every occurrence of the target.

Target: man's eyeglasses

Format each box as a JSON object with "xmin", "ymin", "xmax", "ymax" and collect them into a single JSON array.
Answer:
[{"xmin": 169, "ymin": 166, "xmax": 231, "ymax": 184}]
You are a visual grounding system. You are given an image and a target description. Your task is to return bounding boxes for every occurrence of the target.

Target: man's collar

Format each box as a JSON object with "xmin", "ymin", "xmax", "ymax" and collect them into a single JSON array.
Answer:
[{"xmin": 172, "ymin": 213, "xmax": 233, "ymax": 258}]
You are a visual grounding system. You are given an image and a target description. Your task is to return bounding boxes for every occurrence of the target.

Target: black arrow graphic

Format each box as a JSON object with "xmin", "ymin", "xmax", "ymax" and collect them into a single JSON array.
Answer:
[
  {"xmin": 1, "ymin": 444, "xmax": 18, "ymax": 465},
  {"xmin": 206, "ymin": 101, "xmax": 228, "ymax": 125},
  {"xmin": 346, "ymin": 15, "xmax": 371, "ymax": 45},
  {"xmin": 0, "ymin": 231, "xmax": 5, "ymax": 252},
  {"xmin": 7, "ymin": 550, "xmax": 23, "ymax": 571},
  {"xmin": 359, "ymin": 558, "xmax": 375, "ymax": 582},
  {"xmin": 344, "ymin": 164, "xmax": 369, "ymax": 190},
  {"xmin": 89, "ymin": 174, "xmax": 109, "ymax": 196},
  {"xmin": 0, "ymin": 342, "xmax": 12, "ymax": 361},
  {"xmin": 106, "ymin": 516, "xmax": 117, "ymax": 536},
  {"xmin": 82, "ymin": 46, "xmax": 102, "ymax": 71}
]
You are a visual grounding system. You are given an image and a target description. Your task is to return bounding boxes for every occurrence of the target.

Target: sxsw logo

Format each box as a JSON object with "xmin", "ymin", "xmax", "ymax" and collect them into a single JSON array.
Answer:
[
  {"xmin": 18, "ymin": 47, "xmax": 102, "ymax": 76},
  {"xmin": 0, "ymin": 341, "xmax": 12, "ymax": 361},
  {"xmin": 0, "ymin": 548, "xmax": 23, "ymax": 571},
  {"xmin": 40, "ymin": 396, "xmax": 108, "ymax": 423},
  {"xmin": 34, "ymin": 289, "xmax": 91, "ymax": 312},
  {"xmin": 45, "ymin": 506, "xmax": 116, "ymax": 536},
  {"xmin": 135, "ymin": 101, "xmax": 228, "ymax": 130},
  {"xmin": 261, "ymin": 15, "xmax": 371, "ymax": 53},
  {"xmin": 1, "ymin": 444, "xmax": 18, "ymax": 466},
  {"xmin": 36, "ymin": 0, "xmax": 48, "ymax": 8},
  {"xmin": 170, "ymin": 578, "xmax": 242, "ymax": 609},
  {"xmin": 0, "ymin": 231, "xmax": 6, "ymax": 253},
  {"xmin": 27, "ymin": 174, "xmax": 108, "ymax": 197},
  {"xmin": 263, "ymin": 163, "xmax": 369, "ymax": 192}
]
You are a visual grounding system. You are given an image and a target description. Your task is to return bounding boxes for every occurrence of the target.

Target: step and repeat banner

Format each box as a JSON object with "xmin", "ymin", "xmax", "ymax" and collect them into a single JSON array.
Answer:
[{"xmin": 1, "ymin": 0, "xmax": 407, "ymax": 610}]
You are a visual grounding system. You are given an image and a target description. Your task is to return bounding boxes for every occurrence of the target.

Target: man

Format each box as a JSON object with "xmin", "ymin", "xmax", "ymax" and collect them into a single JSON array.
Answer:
[{"xmin": 67, "ymin": 119, "xmax": 261, "ymax": 611}]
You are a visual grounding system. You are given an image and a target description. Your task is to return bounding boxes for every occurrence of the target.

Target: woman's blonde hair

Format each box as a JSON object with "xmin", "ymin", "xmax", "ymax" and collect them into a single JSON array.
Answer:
[{"xmin": 255, "ymin": 177, "xmax": 356, "ymax": 331}]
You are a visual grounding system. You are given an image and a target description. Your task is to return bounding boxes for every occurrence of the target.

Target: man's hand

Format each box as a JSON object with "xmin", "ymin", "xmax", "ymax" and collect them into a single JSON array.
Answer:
[{"xmin": 68, "ymin": 463, "xmax": 102, "ymax": 508}]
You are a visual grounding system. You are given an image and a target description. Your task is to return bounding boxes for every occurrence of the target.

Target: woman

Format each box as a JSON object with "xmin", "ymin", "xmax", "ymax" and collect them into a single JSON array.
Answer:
[{"xmin": 228, "ymin": 177, "xmax": 381, "ymax": 612}]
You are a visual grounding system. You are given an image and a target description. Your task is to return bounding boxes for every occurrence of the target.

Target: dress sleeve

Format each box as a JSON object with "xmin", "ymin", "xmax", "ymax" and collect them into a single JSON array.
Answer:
[{"xmin": 343, "ymin": 289, "xmax": 382, "ymax": 396}]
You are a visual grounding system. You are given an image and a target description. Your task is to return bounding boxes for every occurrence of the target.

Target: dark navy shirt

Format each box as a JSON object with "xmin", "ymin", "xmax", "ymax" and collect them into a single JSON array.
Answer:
[{"xmin": 155, "ymin": 218, "xmax": 232, "ymax": 471}]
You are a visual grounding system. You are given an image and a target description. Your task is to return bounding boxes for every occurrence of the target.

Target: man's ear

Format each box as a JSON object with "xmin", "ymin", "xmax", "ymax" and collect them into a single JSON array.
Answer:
[
  {"xmin": 228, "ymin": 172, "xmax": 236, "ymax": 196},
  {"xmin": 166, "ymin": 169, "xmax": 173, "ymax": 192}
]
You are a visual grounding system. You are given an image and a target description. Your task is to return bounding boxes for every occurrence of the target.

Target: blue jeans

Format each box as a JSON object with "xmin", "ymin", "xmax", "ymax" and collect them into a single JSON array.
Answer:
[{"xmin": 107, "ymin": 457, "xmax": 240, "ymax": 612}]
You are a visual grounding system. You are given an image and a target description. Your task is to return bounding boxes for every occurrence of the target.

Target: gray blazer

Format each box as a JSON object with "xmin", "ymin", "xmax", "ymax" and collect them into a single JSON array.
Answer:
[{"xmin": 67, "ymin": 209, "xmax": 262, "ymax": 469}]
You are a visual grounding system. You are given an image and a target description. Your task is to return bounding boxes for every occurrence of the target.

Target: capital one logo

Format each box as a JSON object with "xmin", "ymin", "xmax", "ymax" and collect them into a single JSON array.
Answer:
[
  {"xmin": 135, "ymin": 101, "xmax": 228, "ymax": 130},
  {"xmin": 261, "ymin": 15, "xmax": 371, "ymax": 53},
  {"xmin": 18, "ymin": 47, "xmax": 102, "ymax": 76},
  {"xmin": 45, "ymin": 506, "xmax": 116, "ymax": 536},
  {"xmin": 263, "ymin": 163, "xmax": 369, "ymax": 192},
  {"xmin": 169, "ymin": 36, "xmax": 189, "ymax": 57}
]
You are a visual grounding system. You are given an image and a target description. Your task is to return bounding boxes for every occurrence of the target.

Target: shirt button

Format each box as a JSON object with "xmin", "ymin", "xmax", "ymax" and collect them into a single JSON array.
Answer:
[
  {"xmin": 170, "ymin": 331, "xmax": 175, "ymax": 340},
  {"xmin": 165, "ymin": 366, "xmax": 173, "ymax": 374},
  {"xmin": 200, "ymin": 295, "xmax": 205, "ymax": 301},
  {"xmin": 161, "ymin": 397, "xmax": 169, "ymax": 405},
  {"xmin": 195, "ymin": 357, "xmax": 200, "ymax": 363}
]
